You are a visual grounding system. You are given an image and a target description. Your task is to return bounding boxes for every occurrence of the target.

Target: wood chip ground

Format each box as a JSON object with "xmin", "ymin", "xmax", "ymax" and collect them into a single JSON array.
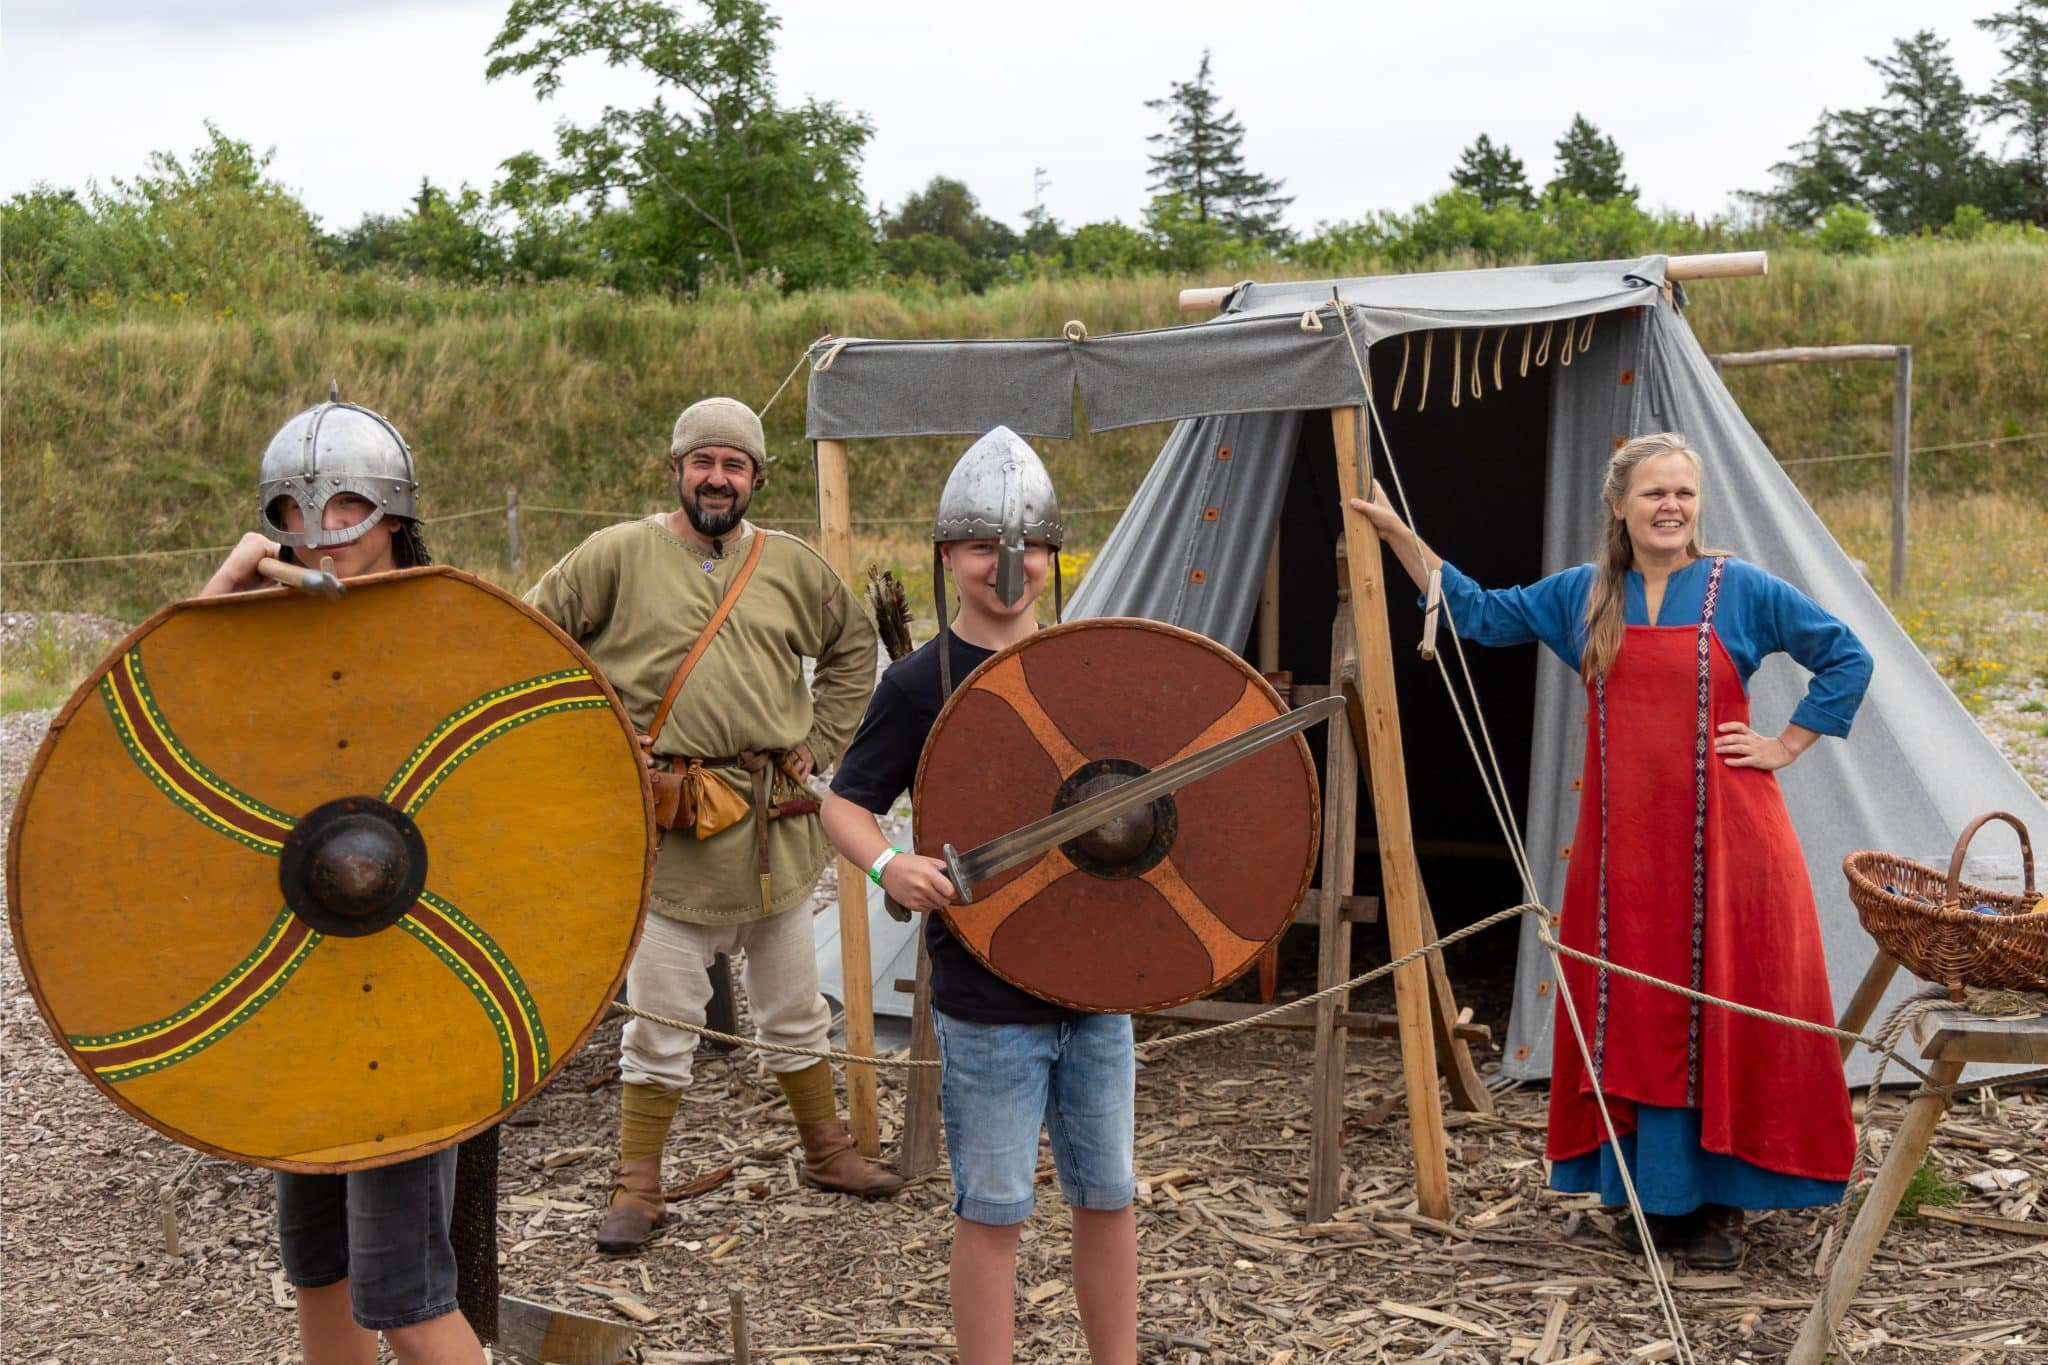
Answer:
[{"xmin": 5, "ymin": 702, "xmax": 2044, "ymax": 1363}]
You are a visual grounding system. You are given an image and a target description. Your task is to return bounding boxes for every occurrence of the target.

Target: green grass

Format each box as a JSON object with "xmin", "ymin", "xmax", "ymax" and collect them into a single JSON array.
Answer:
[
  {"xmin": 1818, "ymin": 490, "xmax": 2048, "ymax": 712},
  {"xmin": 0, "ymin": 620, "xmax": 117, "ymax": 714},
  {"xmin": 3, "ymin": 240, "xmax": 2043, "ymax": 621},
  {"xmin": 1847, "ymin": 1156, "xmax": 1972, "ymax": 1223}
]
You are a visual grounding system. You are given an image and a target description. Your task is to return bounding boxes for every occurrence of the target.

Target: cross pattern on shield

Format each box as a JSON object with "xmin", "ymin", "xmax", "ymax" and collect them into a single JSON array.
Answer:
[
  {"xmin": 7, "ymin": 567, "xmax": 654, "ymax": 1172},
  {"xmin": 915, "ymin": 619, "xmax": 1320, "ymax": 1013}
]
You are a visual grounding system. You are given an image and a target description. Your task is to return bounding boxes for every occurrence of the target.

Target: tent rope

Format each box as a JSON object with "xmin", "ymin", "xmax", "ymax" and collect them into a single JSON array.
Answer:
[
  {"xmin": 1451, "ymin": 329, "xmax": 1463, "ymax": 409},
  {"xmin": 1535, "ymin": 320, "xmax": 1555, "ymax": 367}
]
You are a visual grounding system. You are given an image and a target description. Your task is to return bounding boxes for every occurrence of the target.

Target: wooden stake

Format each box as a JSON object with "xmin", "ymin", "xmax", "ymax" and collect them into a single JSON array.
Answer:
[
  {"xmin": 812, "ymin": 437, "xmax": 878, "ymax": 1156},
  {"xmin": 1331, "ymin": 407, "xmax": 1452, "ymax": 1222},
  {"xmin": 901, "ymin": 933, "xmax": 942, "ymax": 1178},
  {"xmin": 159, "ymin": 1183, "xmax": 180, "ymax": 1256},
  {"xmin": 728, "ymin": 1285, "xmax": 752, "ymax": 1365},
  {"xmin": 1308, "ymin": 574, "xmax": 1359, "ymax": 1222},
  {"xmin": 1891, "ymin": 345, "xmax": 1912, "ymax": 598}
]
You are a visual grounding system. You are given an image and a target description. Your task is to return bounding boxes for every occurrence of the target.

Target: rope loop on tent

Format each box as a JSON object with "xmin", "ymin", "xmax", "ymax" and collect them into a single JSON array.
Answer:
[
  {"xmin": 1580, "ymin": 313, "xmax": 1598, "ymax": 354},
  {"xmin": 811, "ymin": 337, "xmax": 852, "ymax": 372},
  {"xmin": 1559, "ymin": 319, "xmax": 1577, "ymax": 368},
  {"xmin": 1299, "ymin": 309, "xmax": 1324, "ymax": 333},
  {"xmin": 1392, "ymin": 334, "xmax": 1412, "ymax": 410},
  {"xmin": 1062, "ymin": 319, "xmax": 1089, "ymax": 343},
  {"xmin": 1450, "ymin": 330, "xmax": 1463, "ymax": 409},
  {"xmin": 1535, "ymin": 320, "xmax": 1554, "ymax": 367},
  {"xmin": 1470, "ymin": 335, "xmax": 1485, "ymax": 401},
  {"xmin": 1520, "ymin": 324, "xmax": 1533, "ymax": 378},
  {"xmin": 1417, "ymin": 331, "xmax": 1434, "ymax": 413},
  {"xmin": 1492, "ymin": 326, "xmax": 1508, "ymax": 393}
]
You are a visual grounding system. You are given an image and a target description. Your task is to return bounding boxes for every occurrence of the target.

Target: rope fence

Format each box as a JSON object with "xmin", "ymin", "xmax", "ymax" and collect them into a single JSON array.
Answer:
[{"xmin": 0, "ymin": 425, "xmax": 2033, "ymax": 572}]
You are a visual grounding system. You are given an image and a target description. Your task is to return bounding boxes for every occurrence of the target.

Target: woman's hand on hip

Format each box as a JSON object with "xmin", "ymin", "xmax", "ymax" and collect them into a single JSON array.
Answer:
[{"xmin": 1714, "ymin": 721, "xmax": 1797, "ymax": 770}]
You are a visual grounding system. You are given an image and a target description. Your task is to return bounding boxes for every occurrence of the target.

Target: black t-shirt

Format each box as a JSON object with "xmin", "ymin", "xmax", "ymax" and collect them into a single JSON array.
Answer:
[{"xmin": 831, "ymin": 632, "xmax": 1079, "ymax": 1026}]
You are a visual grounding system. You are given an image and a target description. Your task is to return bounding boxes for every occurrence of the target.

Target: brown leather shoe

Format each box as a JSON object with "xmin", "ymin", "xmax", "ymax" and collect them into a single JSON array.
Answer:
[
  {"xmin": 1682, "ymin": 1205, "xmax": 1745, "ymax": 1268},
  {"xmin": 795, "ymin": 1119, "xmax": 904, "ymax": 1197},
  {"xmin": 593, "ymin": 1155, "xmax": 667, "ymax": 1253},
  {"xmin": 1610, "ymin": 1209, "xmax": 1678, "ymax": 1255}
]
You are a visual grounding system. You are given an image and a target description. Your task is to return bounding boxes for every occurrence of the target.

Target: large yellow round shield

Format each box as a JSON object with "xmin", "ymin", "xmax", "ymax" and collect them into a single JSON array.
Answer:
[{"xmin": 7, "ymin": 568, "xmax": 654, "ymax": 1172}]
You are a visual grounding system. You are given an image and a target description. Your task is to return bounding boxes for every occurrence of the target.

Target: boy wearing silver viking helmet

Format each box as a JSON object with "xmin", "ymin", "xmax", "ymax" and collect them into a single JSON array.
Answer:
[
  {"xmin": 203, "ymin": 394, "xmax": 486, "ymax": 1365},
  {"xmin": 823, "ymin": 428, "xmax": 1139, "ymax": 1365},
  {"xmin": 523, "ymin": 397, "xmax": 896, "ymax": 1256}
]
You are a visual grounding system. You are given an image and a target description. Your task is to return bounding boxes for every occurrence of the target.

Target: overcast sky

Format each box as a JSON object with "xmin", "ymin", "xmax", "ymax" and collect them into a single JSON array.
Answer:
[{"xmin": 1, "ymin": 1, "xmax": 2016, "ymax": 236}]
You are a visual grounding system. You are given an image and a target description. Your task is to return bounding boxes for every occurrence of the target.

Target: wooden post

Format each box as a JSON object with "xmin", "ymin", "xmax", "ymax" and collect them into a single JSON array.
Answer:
[
  {"xmin": 728, "ymin": 1285, "xmax": 753, "ymax": 1365},
  {"xmin": 1835, "ymin": 950, "xmax": 1900, "ymax": 1062},
  {"xmin": 1789, "ymin": 1056, "xmax": 1965, "ymax": 1364},
  {"xmin": 1308, "ymin": 574, "xmax": 1360, "ymax": 1221},
  {"xmin": 506, "ymin": 487, "xmax": 521, "ymax": 575},
  {"xmin": 901, "ymin": 934, "xmax": 943, "ymax": 1177},
  {"xmin": 1331, "ymin": 408, "xmax": 1452, "ymax": 1221},
  {"xmin": 1891, "ymin": 346, "xmax": 1912, "ymax": 599},
  {"xmin": 1258, "ymin": 537, "xmax": 1281, "ymax": 673},
  {"xmin": 812, "ymin": 438, "xmax": 879, "ymax": 1156}
]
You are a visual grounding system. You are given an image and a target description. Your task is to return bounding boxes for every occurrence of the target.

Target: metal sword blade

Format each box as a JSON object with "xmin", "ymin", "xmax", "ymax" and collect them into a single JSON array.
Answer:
[{"xmin": 943, "ymin": 693, "xmax": 1344, "ymax": 903}]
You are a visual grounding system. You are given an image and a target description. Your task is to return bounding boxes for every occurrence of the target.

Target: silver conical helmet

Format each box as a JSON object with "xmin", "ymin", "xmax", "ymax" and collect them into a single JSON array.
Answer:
[
  {"xmin": 932, "ymin": 426, "xmax": 1063, "ymax": 608},
  {"xmin": 258, "ymin": 393, "xmax": 418, "ymax": 548}
]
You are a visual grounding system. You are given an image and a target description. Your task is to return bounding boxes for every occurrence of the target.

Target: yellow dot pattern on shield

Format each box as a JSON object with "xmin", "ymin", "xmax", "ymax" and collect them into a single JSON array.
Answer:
[{"xmin": 9, "ymin": 569, "xmax": 652, "ymax": 1170}]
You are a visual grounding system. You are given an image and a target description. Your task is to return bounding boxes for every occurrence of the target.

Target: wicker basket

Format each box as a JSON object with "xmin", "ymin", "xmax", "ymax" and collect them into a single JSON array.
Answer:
[{"xmin": 1844, "ymin": 811, "xmax": 2045, "ymax": 1000}]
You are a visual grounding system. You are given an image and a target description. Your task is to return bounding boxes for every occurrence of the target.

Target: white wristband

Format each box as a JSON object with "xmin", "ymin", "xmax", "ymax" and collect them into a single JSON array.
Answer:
[{"xmin": 868, "ymin": 847, "xmax": 901, "ymax": 886}]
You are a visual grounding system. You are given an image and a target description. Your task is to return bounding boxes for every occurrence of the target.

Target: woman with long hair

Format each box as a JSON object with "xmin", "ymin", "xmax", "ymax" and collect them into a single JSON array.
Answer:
[{"xmin": 1350, "ymin": 431, "xmax": 1872, "ymax": 1268}]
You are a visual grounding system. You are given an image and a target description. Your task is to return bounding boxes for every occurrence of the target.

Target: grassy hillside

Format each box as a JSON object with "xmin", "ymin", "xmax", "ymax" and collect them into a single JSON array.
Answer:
[{"xmin": 2, "ymin": 243, "xmax": 2042, "ymax": 625}]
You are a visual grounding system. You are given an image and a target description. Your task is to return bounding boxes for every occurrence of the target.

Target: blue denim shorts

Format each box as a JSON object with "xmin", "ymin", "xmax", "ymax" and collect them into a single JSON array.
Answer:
[
  {"xmin": 933, "ymin": 1010, "xmax": 1136, "ymax": 1226},
  {"xmin": 275, "ymin": 1148, "xmax": 459, "ymax": 1332}
]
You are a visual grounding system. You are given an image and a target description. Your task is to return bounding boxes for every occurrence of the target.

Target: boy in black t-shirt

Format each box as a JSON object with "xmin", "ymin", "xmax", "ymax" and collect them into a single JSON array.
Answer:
[{"xmin": 822, "ymin": 428, "xmax": 1136, "ymax": 1365}]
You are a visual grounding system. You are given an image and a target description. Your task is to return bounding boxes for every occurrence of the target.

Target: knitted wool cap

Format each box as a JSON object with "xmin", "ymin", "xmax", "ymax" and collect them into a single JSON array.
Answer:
[{"xmin": 669, "ymin": 396, "xmax": 766, "ymax": 468}]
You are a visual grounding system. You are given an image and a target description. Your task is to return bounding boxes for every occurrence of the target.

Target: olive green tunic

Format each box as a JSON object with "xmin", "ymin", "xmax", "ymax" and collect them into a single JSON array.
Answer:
[{"xmin": 525, "ymin": 517, "xmax": 878, "ymax": 923}]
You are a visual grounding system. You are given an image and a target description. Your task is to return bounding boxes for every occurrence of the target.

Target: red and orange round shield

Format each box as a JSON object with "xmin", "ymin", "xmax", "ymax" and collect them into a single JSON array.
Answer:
[
  {"xmin": 915, "ymin": 619, "xmax": 1319, "ymax": 1012},
  {"xmin": 7, "ymin": 568, "xmax": 654, "ymax": 1171}
]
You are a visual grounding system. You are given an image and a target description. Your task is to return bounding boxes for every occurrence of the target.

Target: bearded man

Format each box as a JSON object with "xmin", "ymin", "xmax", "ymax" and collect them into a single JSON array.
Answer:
[{"xmin": 526, "ymin": 397, "xmax": 898, "ymax": 1255}]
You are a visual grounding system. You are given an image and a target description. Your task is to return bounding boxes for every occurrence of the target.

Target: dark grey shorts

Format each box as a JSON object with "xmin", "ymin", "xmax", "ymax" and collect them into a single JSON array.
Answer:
[{"xmin": 275, "ymin": 1148, "xmax": 459, "ymax": 1332}]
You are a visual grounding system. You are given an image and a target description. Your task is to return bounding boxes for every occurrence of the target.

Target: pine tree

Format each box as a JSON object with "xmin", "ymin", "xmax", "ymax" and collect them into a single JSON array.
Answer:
[
  {"xmin": 1547, "ymin": 115, "xmax": 1634, "ymax": 201},
  {"xmin": 1978, "ymin": 0, "xmax": 2048, "ymax": 222},
  {"xmin": 1449, "ymin": 134, "xmax": 1533, "ymax": 210},
  {"xmin": 1747, "ymin": 112, "xmax": 1868, "ymax": 227},
  {"xmin": 1836, "ymin": 30, "xmax": 1987, "ymax": 234},
  {"xmin": 1145, "ymin": 51, "xmax": 1293, "ymax": 244}
]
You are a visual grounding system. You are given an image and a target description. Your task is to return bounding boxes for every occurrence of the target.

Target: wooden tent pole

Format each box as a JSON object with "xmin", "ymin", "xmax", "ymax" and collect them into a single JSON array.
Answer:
[
  {"xmin": 1178, "ymin": 250, "xmax": 1768, "ymax": 311},
  {"xmin": 812, "ymin": 437, "xmax": 879, "ymax": 1157},
  {"xmin": 1330, "ymin": 408, "xmax": 1452, "ymax": 1220}
]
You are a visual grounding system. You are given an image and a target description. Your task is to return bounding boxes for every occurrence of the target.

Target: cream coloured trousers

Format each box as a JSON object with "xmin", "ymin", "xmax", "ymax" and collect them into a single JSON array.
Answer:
[{"xmin": 620, "ymin": 906, "xmax": 833, "ymax": 1090}]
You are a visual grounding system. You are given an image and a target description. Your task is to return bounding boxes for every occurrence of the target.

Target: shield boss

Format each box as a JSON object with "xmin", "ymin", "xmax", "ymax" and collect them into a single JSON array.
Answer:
[
  {"xmin": 916, "ymin": 619, "xmax": 1319, "ymax": 1012},
  {"xmin": 7, "ymin": 568, "xmax": 654, "ymax": 1172}
]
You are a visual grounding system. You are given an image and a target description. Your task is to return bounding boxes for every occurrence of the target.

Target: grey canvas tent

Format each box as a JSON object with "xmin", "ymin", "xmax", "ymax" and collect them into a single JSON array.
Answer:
[{"xmin": 806, "ymin": 254, "xmax": 2046, "ymax": 1086}]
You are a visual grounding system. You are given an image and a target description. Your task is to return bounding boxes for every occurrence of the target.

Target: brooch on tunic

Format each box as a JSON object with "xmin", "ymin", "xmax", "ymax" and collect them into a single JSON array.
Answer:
[{"xmin": 701, "ymin": 561, "xmax": 716, "ymax": 573}]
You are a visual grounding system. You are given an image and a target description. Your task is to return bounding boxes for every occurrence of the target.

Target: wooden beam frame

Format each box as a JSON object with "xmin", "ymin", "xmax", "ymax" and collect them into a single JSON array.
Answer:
[
  {"xmin": 810, "ymin": 438, "xmax": 880, "ymax": 1157},
  {"xmin": 1332, "ymin": 407, "xmax": 1453, "ymax": 1220}
]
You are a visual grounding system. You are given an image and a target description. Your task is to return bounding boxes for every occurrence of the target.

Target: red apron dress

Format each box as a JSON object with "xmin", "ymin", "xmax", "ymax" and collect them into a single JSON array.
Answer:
[{"xmin": 1547, "ymin": 557, "xmax": 1854, "ymax": 1183}]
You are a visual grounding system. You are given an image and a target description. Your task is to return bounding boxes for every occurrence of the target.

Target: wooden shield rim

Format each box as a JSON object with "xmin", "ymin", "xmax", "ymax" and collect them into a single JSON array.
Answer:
[
  {"xmin": 912, "ymin": 616, "xmax": 1320, "ymax": 1013},
  {"xmin": 4, "ymin": 564, "xmax": 658, "ymax": 1172}
]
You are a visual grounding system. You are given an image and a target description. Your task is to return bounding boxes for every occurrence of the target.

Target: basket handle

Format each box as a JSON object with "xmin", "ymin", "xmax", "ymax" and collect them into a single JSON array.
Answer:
[{"xmin": 1942, "ymin": 810, "xmax": 2037, "ymax": 907}]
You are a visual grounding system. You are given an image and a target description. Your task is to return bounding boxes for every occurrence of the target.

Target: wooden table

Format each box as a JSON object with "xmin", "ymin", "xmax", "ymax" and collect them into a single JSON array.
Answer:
[{"xmin": 1790, "ymin": 1008, "xmax": 2048, "ymax": 1364}]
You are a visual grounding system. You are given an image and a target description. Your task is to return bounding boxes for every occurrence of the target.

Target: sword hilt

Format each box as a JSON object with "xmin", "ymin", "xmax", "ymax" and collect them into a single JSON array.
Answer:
[{"xmin": 942, "ymin": 844, "xmax": 974, "ymax": 906}]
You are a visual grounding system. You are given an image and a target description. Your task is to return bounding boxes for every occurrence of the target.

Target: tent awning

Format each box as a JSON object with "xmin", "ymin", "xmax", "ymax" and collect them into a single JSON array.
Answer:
[{"xmin": 804, "ymin": 256, "xmax": 1669, "ymax": 440}]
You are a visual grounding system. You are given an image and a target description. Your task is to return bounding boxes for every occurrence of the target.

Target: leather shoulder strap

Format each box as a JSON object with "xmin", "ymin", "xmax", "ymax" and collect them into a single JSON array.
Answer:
[{"xmin": 648, "ymin": 529, "xmax": 772, "ymax": 742}]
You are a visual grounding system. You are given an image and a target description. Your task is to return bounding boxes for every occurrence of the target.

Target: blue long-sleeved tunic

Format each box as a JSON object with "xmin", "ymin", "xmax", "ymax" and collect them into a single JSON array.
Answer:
[{"xmin": 1434, "ymin": 556, "xmax": 1872, "ymax": 737}]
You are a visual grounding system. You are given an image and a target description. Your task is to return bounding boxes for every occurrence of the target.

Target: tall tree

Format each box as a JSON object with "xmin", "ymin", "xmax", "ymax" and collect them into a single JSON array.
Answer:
[
  {"xmin": 1978, "ymin": 0, "xmax": 2048, "ymax": 221},
  {"xmin": 1836, "ymin": 30, "xmax": 1987, "ymax": 234},
  {"xmin": 1746, "ymin": 111, "xmax": 1868, "ymax": 227},
  {"xmin": 877, "ymin": 176, "xmax": 1018, "ymax": 289},
  {"xmin": 1145, "ymin": 51, "xmax": 1293, "ymax": 244},
  {"xmin": 1547, "ymin": 114, "xmax": 1634, "ymax": 201},
  {"xmin": 486, "ymin": 0, "xmax": 875, "ymax": 292},
  {"xmin": 1450, "ymin": 134, "xmax": 1533, "ymax": 210}
]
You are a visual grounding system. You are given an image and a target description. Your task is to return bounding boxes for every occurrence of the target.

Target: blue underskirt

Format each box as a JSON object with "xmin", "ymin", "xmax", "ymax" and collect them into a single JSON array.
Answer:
[{"xmin": 1549, "ymin": 1104, "xmax": 1846, "ymax": 1214}]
